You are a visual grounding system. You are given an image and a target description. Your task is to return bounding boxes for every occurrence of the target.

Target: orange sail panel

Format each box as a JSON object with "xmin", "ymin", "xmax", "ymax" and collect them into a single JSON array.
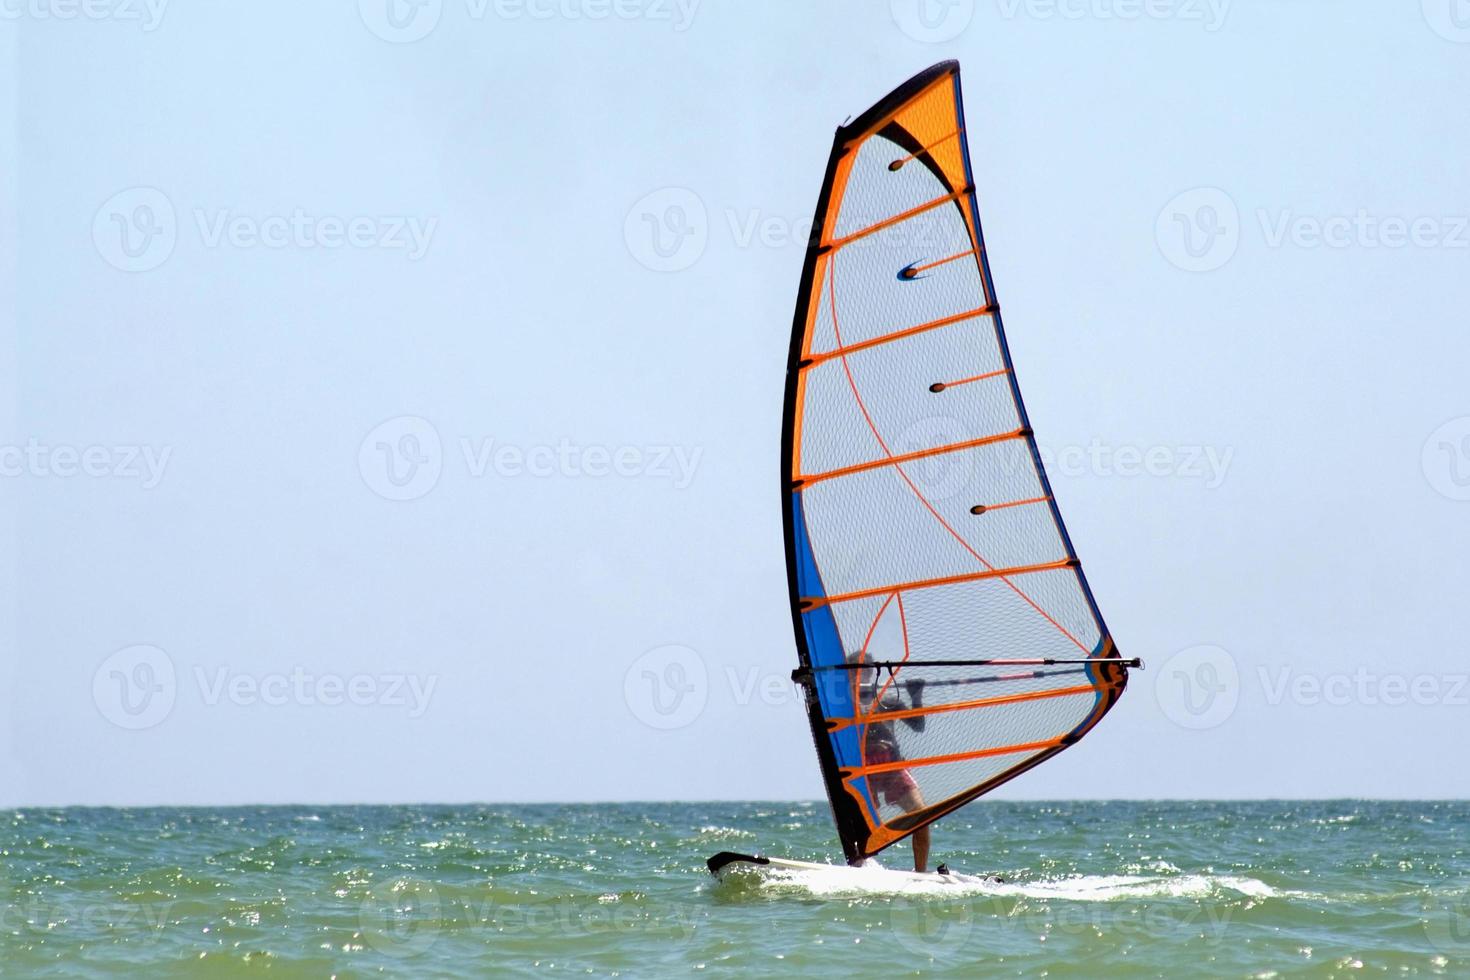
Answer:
[{"xmin": 782, "ymin": 61, "xmax": 1131, "ymax": 865}]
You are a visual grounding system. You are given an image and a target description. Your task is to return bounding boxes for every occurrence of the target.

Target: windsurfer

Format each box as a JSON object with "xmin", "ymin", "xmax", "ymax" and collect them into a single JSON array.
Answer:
[{"xmin": 849, "ymin": 652, "xmax": 932, "ymax": 873}]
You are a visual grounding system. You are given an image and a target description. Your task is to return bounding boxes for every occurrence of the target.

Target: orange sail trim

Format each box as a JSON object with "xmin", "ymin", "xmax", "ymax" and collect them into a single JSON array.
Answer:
[
  {"xmin": 974, "ymin": 494, "xmax": 1052, "ymax": 513},
  {"xmin": 840, "ymin": 76, "xmax": 962, "ymax": 153},
  {"xmin": 794, "ymin": 428, "xmax": 1027, "ymax": 489},
  {"xmin": 843, "ymin": 738, "xmax": 1064, "ymax": 778},
  {"xmin": 904, "ymin": 248, "xmax": 979, "ymax": 278},
  {"xmin": 930, "ymin": 367, "xmax": 1009, "ymax": 392},
  {"xmin": 862, "ymin": 595, "xmax": 912, "ymax": 728},
  {"xmin": 802, "ymin": 305, "xmax": 996, "ymax": 369},
  {"xmin": 801, "ymin": 558, "xmax": 1074, "ymax": 609},
  {"xmin": 825, "ymin": 683, "xmax": 1098, "ymax": 732},
  {"xmin": 888, "ymin": 128, "xmax": 962, "ymax": 171},
  {"xmin": 823, "ymin": 187, "xmax": 972, "ymax": 253},
  {"xmin": 852, "ymin": 592, "xmax": 898, "ymax": 777}
]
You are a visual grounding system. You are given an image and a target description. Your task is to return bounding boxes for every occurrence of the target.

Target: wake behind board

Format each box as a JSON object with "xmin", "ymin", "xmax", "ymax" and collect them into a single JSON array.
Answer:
[{"xmin": 706, "ymin": 851, "xmax": 1002, "ymax": 886}]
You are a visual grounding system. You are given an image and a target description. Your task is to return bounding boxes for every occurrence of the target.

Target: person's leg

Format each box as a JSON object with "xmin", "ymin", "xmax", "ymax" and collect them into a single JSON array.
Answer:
[
  {"xmin": 899, "ymin": 786, "xmax": 929, "ymax": 872},
  {"xmin": 912, "ymin": 824, "xmax": 930, "ymax": 873}
]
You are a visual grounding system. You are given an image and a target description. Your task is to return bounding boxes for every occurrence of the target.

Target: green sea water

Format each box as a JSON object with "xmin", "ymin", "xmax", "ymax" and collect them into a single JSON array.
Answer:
[{"xmin": 1, "ymin": 801, "xmax": 1466, "ymax": 977}]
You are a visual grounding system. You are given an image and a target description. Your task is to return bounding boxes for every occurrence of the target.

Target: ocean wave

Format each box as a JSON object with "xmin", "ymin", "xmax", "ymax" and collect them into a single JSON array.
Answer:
[{"xmin": 726, "ymin": 863, "xmax": 1280, "ymax": 902}]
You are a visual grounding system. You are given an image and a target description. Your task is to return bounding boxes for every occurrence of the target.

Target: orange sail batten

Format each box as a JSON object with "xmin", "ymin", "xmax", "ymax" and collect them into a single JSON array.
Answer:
[
  {"xmin": 793, "ymin": 428, "xmax": 1028, "ymax": 489},
  {"xmin": 825, "ymin": 684, "xmax": 1099, "ymax": 732}
]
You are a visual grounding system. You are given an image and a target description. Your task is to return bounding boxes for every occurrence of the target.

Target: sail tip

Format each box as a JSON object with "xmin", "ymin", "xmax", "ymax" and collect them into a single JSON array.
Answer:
[{"xmin": 837, "ymin": 60, "xmax": 962, "ymax": 142}]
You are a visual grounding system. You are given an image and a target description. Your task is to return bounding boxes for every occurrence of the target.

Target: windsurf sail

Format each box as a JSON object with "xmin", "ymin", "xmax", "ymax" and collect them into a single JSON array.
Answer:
[{"xmin": 783, "ymin": 61, "xmax": 1138, "ymax": 865}]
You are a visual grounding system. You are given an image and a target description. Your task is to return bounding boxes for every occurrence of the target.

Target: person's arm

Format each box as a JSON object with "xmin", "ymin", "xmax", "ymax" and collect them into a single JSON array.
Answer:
[
  {"xmin": 902, "ymin": 678, "xmax": 925, "ymax": 732},
  {"xmin": 878, "ymin": 678, "xmax": 927, "ymax": 733}
]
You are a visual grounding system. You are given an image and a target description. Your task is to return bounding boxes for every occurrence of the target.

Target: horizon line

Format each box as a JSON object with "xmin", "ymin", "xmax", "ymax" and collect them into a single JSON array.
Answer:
[{"xmin": 2, "ymin": 795, "xmax": 1467, "ymax": 811}]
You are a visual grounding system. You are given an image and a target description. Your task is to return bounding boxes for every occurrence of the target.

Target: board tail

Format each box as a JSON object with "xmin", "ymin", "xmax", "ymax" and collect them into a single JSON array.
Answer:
[{"xmin": 706, "ymin": 851, "xmax": 769, "ymax": 876}]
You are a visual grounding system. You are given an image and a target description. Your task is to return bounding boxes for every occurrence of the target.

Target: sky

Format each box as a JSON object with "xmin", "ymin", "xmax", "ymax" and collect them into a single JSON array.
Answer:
[{"xmin": 2, "ymin": 1, "xmax": 1469, "ymax": 808}]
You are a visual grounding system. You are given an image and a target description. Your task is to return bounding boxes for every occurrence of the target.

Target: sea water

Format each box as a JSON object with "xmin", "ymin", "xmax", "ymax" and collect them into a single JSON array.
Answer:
[{"xmin": 1, "ymin": 800, "xmax": 1466, "ymax": 977}]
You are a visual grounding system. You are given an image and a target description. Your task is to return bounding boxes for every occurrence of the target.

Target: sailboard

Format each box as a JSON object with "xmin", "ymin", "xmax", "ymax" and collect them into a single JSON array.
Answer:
[
  {"xmin": 706, "ymin": 851, "xmax": 1000, "ymax": 886},
  {"xmin": 713, "ymin": 61, "xmax": 1139, "ymax": 878}
]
